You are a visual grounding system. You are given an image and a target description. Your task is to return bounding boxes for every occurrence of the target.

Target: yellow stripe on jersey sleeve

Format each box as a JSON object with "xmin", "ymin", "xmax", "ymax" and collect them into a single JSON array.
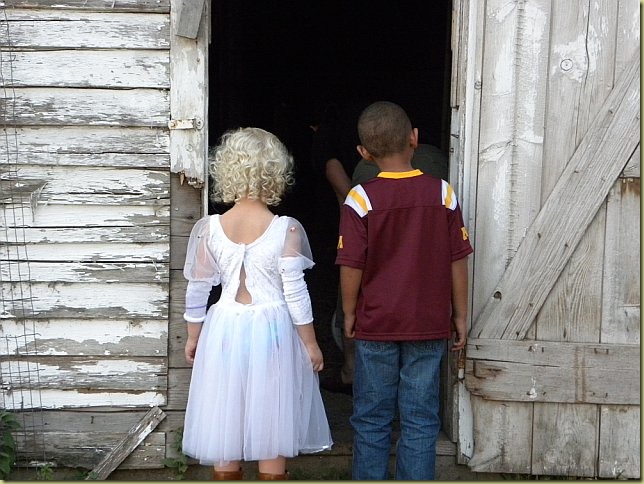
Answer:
[
  {"xmin": 441, "ymin": 180, "xmax": 458, "ymax": 210},
  {"xmin": 344, "ymin": 185, "xmax": 372, "ymax": 218}
]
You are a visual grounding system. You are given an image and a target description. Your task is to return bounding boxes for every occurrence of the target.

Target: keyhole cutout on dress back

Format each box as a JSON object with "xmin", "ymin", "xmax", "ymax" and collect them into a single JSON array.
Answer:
[{"xmin": 235, "ymin": 263, "xmax": 253, "ymax": 304}]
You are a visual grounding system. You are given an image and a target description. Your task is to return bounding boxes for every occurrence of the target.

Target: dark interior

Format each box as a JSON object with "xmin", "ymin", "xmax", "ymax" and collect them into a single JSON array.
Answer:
[
  {"xmin": 207, "ymin": 0, "xmax": 453, "ymax": 422},
  {"xmin": 209, "ymin": 1, "xmax": 452, "ymax": 147}
]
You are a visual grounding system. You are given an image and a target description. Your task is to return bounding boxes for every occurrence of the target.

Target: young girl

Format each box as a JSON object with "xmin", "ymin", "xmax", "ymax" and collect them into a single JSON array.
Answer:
[{"xmin": 181, "ymin": 127, "xmax": 333, "ymax": 480}]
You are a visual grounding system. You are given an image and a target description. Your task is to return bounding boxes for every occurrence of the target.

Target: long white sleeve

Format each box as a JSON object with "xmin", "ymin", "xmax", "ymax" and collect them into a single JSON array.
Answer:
[
  {"xmin": 183, "ymin": 216, "xmax": 220, "ymax": 323},
  {"xmin": 278, "ymin": 218, "xmax": 315, "ymax": 325}
]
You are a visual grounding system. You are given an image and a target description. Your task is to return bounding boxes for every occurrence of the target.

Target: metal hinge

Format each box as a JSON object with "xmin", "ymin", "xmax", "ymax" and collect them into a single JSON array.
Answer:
[{"xmin": 168, "ymin": 118, "xmax": 203, "ymax": 130}]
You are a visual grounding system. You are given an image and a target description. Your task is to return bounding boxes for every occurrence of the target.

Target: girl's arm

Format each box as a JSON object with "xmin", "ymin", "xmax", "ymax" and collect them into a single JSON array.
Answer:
[
  {"xmin": 184, "ymin": 323, "xmax": 203, "ymax": 365},
  {"xmin": 295, "ymin": 323, "xmax": 323, "ymax": 372}
]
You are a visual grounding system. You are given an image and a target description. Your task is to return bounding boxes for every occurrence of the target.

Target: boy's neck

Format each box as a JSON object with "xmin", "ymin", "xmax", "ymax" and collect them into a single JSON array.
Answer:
[{"xmin": 373, "ymin": 150, "xmax": 415, "ymax": 173}]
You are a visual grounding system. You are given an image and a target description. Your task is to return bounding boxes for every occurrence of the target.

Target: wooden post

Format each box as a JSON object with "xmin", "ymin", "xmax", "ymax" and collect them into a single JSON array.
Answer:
[{"xmin": 85, "ymin": 406, "xmax": 166, "ymax": 480}]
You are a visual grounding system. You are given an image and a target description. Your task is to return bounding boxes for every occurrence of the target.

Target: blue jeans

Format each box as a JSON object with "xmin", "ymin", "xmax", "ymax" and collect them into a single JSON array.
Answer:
[{"xmin": 351, "ymin": 339, "xmax": 445, "ymax": 480}]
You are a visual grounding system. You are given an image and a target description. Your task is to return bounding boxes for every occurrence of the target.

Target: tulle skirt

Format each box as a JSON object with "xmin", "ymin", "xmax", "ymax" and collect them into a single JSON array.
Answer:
[{"xmin": 182, "ymin": 300, "xmax": 333, "ymax": 466}]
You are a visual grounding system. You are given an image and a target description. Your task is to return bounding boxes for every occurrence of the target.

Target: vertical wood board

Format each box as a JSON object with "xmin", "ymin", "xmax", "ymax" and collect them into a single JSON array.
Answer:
[
  {"xmin": 598, "ymin": 406, "xmax": 640, "ymax": 478},
  {"xmin": 169, "ymin": 0, "xmax": 208, "ymax": 184},
  {"xmin": 471, "ymin": 0, "xmax": 550, "ymax": 319},
  {"xmin": 531, "ymin": 403, "xmax": 598, "ymax": 477}
]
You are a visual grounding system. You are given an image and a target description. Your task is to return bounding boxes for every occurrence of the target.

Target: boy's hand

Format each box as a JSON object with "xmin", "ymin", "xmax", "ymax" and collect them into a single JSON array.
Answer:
[
  {"xmin": 305, "ymin": 342, "xmax": 324, "ymax": 372},
  {"xmin": 344, "ymin": 313, "xmax": 356, "ymax": 339},
  {"xmin": 451, "ymin": 315, "xmax": 467, "ymax": 351}
]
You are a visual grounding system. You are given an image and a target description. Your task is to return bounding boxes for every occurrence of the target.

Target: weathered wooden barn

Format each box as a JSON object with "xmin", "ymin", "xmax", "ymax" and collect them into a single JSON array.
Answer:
[{"xmin": 0, "ymin": 0, "xmax": 639, "ymax": 478}]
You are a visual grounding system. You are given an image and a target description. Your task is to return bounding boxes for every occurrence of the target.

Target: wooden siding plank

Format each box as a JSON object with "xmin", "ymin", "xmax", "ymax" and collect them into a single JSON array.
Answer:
[
  {"xmin": 598, "ymin": 405, "xmax": 640, "ymax": 478},
  {"xmin": 15, "ymin": 431, "xmax": 165, "ymax": 468},
  {"xmin": 471, "ymin": 51, "xmax": 640, "ymax": 340},
  {"xmin": 0, "ymin": 281, "xmax": 168, "ymax": 318},
  {"xmin": 6, "ymin": 50, "xmax": 170, "ymax": 89},
  {"xmin": 2, "ymin": 152, "xmax": 170, "ymax": 169},
  {"xmin": 1, "ymin": 319, "xmax": 167, "ymax": 356},
  {"xmin": 3, "ymin": 388, "xmax": 165, "ymax": 410},
  {"xmin": 6, "ymin": 126, "xmax": 169, "ymax": 155},
  {"xmin": 531, "ymin": 403, "xmax": 598, "ymax": 476},
  {"xmin": 88, "ymin": 406, "xmax": 166, "ymax": 479},
  {"xmin": 169, "ymin": 0, "xmax": 208, "ymax": 184},
  {"xmin": 0, "ymin": 261, "xmax": 168, "ymax": 283},
  {"xmin": 0, "ymin": 10, "xmax": 170, "ymax": 49},
  {"xmin": 0, "ymin": 203, "xmax": 170, "ymax": 227},
  {"xmin": 0, "ymin": 226, "xmax": 169, "ymax": 244},
  {"xmin": 1, "ymin": 357, "xmax": 166, "ymax": 391},
  {"xmin": 467, "ymin": 338, "xmax": 640, "ymax": 367},
  {"xmin": 0, "ymin": 242, "xmax": 168, "ymax": 262},
  {"xmin": 465, "ymin": 397, "xmax": 532, "ymax": 474},
  {"xmin": 601, "ymin": 178, "xmax": 640, "ymax": 344},
  {"xmin": 465, "ymin": 359, "xmax": 638, "ymax": 405},
  {"xmin": 5, "ymin": 0, "xmax": 170, "ymax": 12},
  {"xmin": 1, "ymin": 88, "xmax": 169, "ymax": 127},
  {"xmin": 5, "ymin": 166, "xmax": 169, "ymax": 201}
]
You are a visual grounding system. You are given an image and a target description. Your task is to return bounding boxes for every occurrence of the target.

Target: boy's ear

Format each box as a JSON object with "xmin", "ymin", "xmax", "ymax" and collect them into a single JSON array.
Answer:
[
  {"xmin": 357, "ymin": 145, "xmax": 373, "ymax": 161},
  {"xmin": 410, "ymin": 128, "xmax": 419, "ymax": 149}
]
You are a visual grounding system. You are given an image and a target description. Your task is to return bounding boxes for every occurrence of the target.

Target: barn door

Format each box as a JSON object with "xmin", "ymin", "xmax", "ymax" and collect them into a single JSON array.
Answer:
[{"xmin": 459, "ymin": 0, "xmax": 640, "ymax": 478}]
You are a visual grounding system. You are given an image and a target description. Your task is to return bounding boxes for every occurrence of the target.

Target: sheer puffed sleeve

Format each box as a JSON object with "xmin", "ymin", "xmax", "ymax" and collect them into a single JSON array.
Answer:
[
  {"xmin": 183, "ymin": 216, "xmax": 220, "ymax": 323},
  {"xmin": 278, "ymin": 218, "xmax": 315, "ymax": 325}
]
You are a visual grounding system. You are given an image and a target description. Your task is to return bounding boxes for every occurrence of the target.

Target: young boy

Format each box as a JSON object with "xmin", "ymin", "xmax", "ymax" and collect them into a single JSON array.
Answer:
[{"xmin": 336, "ymin": 101, "xmax": 473, "ymax": 480}]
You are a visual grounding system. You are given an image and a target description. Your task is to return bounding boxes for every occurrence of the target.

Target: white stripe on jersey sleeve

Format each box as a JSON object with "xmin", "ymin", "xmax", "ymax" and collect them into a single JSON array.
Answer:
[
  {"xmin": 344, "ymin": 184, "xmax": 372, "ymax": 218},
  {"xmin": 441, "ymin": 180, "xmax": 458, "ymax": 210}
]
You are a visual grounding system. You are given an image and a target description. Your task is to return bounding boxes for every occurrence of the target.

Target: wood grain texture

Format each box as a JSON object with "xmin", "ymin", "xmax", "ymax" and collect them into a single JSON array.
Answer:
[
  {"xmin": 1, "ymin": 88, "xmax": 169, "ymax": 127},
  {"xmin": 471, "ymin": 52, "xmax": 640, "ymax": 340},
  {"xmin": 598, "ymin": 405, "xmax": 640, "ymax": 478},
  {"xmin": 169, "ymin": 0, "xmax": 208, "ymax": 183},
  {"xmin": 4, "ymin": 0, "xmax": 170, "ymax": 12},
  {"xmin": 6, "ymin": 126, "xmax": 169, "ymax": 155},
  {"xmin": 1, "ymin": 318, "xmax": 167, "ymax": 356},
  {"xmin": 0, "ymin": 10, "xmax": 170, "ymax": 49},
  {"xmin": 466, "ymin": 397, "xmax": 532, "ymax": 474},
  {"xmin": 6, "ymin": 50, "xmax": 170, "ymax": 89},
  {"xmin": 88, "ymin": 406, "xmax": 166, "ymax": 479}
]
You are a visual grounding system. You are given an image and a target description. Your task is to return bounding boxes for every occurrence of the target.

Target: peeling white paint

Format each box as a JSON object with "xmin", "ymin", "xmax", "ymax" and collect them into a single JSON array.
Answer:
[
  {"xmin": 528, "ymin": 376, "xmax": 538, "ymax": 399},
  {"xmin": 1, "ymin": 389, "xmax": 165, "ymax": 409},
  {"xmin": 0, "ymin": 282, "xmax": 167, "ymax": 318},
  {"xmin": 491, "ymin": 1, "xmax": 516, "ymax": 23},
  {"xmin": 552, "ymin": 34, "xmax": 592, "ymax": 83}
]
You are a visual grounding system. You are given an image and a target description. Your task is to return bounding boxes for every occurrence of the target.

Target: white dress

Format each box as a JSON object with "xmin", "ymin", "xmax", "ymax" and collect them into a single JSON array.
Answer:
[{"xmin": 181, "ymin": 214, "xmax": 332, "ymax": 466}]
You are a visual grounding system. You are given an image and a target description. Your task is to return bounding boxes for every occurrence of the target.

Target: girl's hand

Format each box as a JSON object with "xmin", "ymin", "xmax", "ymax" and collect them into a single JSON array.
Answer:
[
  {"xmin": 305, "ymin": 342, "xmax": 324, "ymax": 372},
  {"xmin": 185, "ymin": 336, "xmax": 199, "ymax": 365}
]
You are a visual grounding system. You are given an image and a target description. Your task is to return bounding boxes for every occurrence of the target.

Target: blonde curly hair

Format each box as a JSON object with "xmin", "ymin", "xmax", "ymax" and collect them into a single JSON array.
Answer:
[{"xmin": 209, "ymin": 127, "xmax": 294, "ymax": 206}]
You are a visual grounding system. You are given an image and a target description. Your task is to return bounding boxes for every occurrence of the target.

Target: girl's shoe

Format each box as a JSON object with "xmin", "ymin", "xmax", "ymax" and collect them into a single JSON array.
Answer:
[
  {"xmin": 257, "ymin": 471, "xmax": 289, "ymax": 480},
  {"xmin": 213, "ymin": 469, "xmax": 243, "ymax": 480}
]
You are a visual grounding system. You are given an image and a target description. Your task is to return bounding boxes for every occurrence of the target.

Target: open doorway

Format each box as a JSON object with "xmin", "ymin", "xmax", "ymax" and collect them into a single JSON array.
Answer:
[{"xmin": 207, "ymin": 0, "xmax": 454, "ymax": 439}]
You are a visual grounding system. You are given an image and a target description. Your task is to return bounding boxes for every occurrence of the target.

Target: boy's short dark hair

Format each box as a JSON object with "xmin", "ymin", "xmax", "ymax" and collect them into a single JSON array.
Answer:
[{"xmin": 357, "ymin": 101, "xmax": 412, "ymax": 158}]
